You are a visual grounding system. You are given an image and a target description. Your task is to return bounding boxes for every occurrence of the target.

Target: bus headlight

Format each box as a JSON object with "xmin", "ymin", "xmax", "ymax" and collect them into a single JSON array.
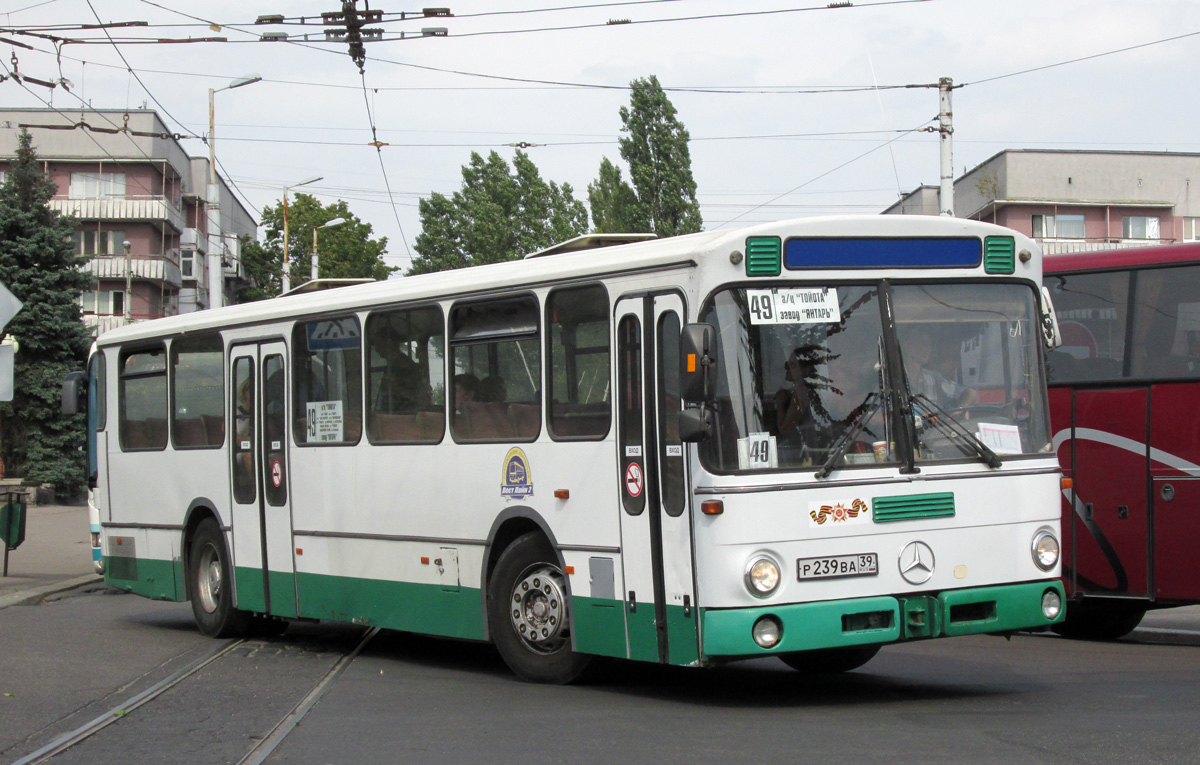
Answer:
[
  {"xmin": 745, "ymin": 555, "xmax": 782, "ymax": 597},
  {"xmin": 1031, "ymin": 528, "xmax": 1060, "ymax": 571},
  {"xmin": 1041, "ymin": 589, "xmax": 1062, "ymax": 620},
  {"xmin": 752, "ymin": 616, "xmax": 782, "ymax": 648}
]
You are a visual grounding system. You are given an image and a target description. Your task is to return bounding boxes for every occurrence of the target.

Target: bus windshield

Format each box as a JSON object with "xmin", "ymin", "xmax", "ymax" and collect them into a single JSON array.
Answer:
[{"xmin": 698, "ymin": 281, "xmax": 1052, "ymax": 473}]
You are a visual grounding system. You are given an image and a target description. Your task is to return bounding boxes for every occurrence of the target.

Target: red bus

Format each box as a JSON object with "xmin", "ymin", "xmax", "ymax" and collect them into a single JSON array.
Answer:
[{"xmin": 1045, "ymin": 241, "xmax": 1200, "ymax": 639}]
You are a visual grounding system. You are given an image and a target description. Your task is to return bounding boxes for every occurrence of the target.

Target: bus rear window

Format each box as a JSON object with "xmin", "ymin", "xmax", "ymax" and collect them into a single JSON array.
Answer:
[
  {"xmin": 119, "ymin": 345, "xmax": 168, "ymax": 451},
  {"xmin": 171, "ymin": 333, "xmax": 224, "ymax": 449}
]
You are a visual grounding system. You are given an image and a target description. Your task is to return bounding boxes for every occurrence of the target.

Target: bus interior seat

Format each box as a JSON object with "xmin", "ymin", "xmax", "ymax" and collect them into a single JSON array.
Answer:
[
  {"xmin": 416, "ymin": 410, "xmax": 446, "ymax": 441},
  {"xmin": 508, "ymin": 403, "xmax": 540, "ymax": 438},
  {"xmin": 202, "ymin": 414, "xmax": 225, "ymax": 444},
  {"xmin": 464, "ymin": 401, "xmax": 516, "ymax": 440},
  {"xmin": 174, "ymin": 417, "xmax": 207, "ymax": 447}
]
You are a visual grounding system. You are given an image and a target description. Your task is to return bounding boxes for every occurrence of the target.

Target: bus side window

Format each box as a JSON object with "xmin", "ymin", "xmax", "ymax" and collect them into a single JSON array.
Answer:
[
  {"xmin": 231, "ymin": 358, "xmax": 255, "ymax": 504},
  {"xmin": 91, "ymin": 351, "xmax": 107, "ymax": 432},
  {"xmin": 119, "ymin": 345, "xmax": 168, "ymax": 451},
  {"xmin": 617, "ymin": 314, "xmax": 645, "ymax": 516},
  {"xmin": 449, "ymin": 296, "xmax": 540, "ymax": 443},
  {"xmin": 1131, "ymin": 264, "xmax": 1200, "ymax": 379},
  {"xmin": 1043, "ymin": 270, "xmax": 1131, "ymax": 383},
  {"xmin": 365, "ymin": 305, "xmax": 446, "ymax": 444},
  {"xmin": 547, "ymin": 284, "xmax": 610, "ymax": 440},
  {"xmin": 171, "ymin": 333, "xmax": 225, "ymax": 449},
  {"xmin": 292, "ymin": 316, "xmax": 364, "ymax": 446}
]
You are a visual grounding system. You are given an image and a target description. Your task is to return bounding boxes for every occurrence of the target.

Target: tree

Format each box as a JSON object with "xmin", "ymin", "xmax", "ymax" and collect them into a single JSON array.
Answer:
[
  {"xmin": 587, "ymin": 157, "xmax": 646, "ymax": 234},
  {"xmin": 236, "ymin": 194, "xmax": 393, "ymax": 303},
  {"xmin": 591, "ymin": 74, "xmax": 703, "ymax": 237},
  {"xmin": 0, "ymin": 130, "xmax": 93, "ymax": 496},
  {"xmin": 408, "ymin": 150, "xmax": 588, "ymax": 275}
]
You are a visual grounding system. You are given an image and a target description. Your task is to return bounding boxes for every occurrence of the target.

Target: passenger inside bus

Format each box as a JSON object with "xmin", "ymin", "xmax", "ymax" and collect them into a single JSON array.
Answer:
[{"xmin": 904, "ymin": 324, "xmax": 977, "ymax": 412}]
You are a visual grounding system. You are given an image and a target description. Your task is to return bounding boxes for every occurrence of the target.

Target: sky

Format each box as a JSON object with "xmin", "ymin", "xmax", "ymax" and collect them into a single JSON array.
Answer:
[{"xmin": 3, "ymin": 0, "xmax": 1199, "ymax": 274}]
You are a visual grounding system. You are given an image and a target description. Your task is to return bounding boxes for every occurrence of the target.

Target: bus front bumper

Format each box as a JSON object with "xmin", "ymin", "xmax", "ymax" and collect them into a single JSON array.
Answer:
[{"xmin": 700, "ymin": 580, "xmax": 1065, "ymax": 659}]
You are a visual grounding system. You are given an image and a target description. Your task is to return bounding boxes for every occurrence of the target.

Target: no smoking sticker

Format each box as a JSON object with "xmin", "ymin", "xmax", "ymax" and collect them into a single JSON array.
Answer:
[
  {"xmin": 625, "ymin": 462, "xmax": 643, "ymax": 497},
  {"xmin": 271, "ymin": 460, "xmax": 283, "ymax": 488}
]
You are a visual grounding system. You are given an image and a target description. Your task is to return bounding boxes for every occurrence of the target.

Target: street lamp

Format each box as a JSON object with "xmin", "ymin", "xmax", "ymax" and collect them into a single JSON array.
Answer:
[
  {"xmin": 281, "ymin": 175, "xmax": 323, "ymax": 294},
  {"xmin": 207, "ymin": 74, "xmax": 262, "ymax": 310},
  {"xmin": 312, "ymin": 217, "xmax": 347, "ymax": 281},
  {"xmin": 123, "ymin": 239, "xmax": 132, "ymax": 323}
]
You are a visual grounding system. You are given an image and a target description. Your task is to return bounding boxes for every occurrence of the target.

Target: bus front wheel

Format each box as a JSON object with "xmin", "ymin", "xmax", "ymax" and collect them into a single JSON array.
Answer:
[
  {"xmin": 487, "ymin": 531, "xmax": 590, "ymax": 684},
  {"xmin": 779, "ymin": 645, "xmax": 880, "ymax": 674},
  {"xmin": 188, "ymin": 518, "xmax": 251, "ymax": 638}
]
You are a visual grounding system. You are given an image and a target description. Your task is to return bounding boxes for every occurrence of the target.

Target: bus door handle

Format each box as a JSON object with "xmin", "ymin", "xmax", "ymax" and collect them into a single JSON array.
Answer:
[
  {"xmin": 1084, "ymin": 502, "xmax": 1093, "ymax": 520},
  {"xmin": 628, "ymin": 591, "xmax": 637, "ymax": 612},
  {"xmin": 1117, "ymin": 505, "xmax": 1129, "ymax": 519},
  {"xmin": 1161, "ymin": 484, "xmax": 1176, "ymax": 502}
]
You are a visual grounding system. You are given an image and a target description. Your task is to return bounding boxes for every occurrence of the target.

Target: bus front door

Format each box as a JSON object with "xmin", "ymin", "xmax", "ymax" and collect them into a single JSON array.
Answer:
[
  {"xmin": 615, "ymin": 294, "xmax": 699, "ymax": 666},
  {"xmin": 229, "ymin": 341, "xmax": 298, "ymax": 618}
]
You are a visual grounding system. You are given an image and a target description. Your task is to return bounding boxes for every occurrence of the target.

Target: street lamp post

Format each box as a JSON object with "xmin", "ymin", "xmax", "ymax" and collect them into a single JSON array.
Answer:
[
  {"xmin": 311, "ymin": 217, "xmax": 347, "ymax": 282},
  {"xmin": 207, "ymin": 74, "xmax": 261, "ymax": 310},
  {"xmin": 281, "ymin": 176, "xmax": 323, "ymax": 294},
  {"xmin": 123, "ymin": 239, "xmax": 132, "ymax": 323}
]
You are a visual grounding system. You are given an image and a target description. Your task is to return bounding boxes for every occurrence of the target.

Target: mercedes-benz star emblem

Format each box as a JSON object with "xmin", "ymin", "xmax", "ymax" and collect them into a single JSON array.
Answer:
[{"xmin": 899, "ymin": 541, "xmax": 935, "ymax": 585}]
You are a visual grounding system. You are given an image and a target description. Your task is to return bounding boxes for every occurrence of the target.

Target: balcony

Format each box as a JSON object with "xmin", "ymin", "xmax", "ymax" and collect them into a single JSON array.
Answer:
[
  {"xmin": 50, "ymin": 195, "xmax": 186, "ymax": 233},
  {"xmin": 83, "ymin": 251, "xmax": 183, "ymax": 290},
  {"xmin": 1037, "ymin": 238, "xmax": 1175, "ymax": 255}
]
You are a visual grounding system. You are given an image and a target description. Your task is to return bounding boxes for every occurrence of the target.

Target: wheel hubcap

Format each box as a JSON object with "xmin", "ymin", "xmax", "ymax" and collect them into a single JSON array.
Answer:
[
  {"xmin": 509, "ymin": 564, "xmax": 567, "ymax": 653},
  {"xmin": 197, "ymin": 543, "xmax": 222, "ymax": 614}
]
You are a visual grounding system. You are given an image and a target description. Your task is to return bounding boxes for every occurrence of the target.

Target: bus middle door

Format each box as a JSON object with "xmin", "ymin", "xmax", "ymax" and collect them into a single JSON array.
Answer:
[
  {"xmin": 615, "ymin": 293, "xmax": 698, "ymax": 666},
  {"xmin": 229, "ymin": 341, "xmax": 298, "ymax": 618}
]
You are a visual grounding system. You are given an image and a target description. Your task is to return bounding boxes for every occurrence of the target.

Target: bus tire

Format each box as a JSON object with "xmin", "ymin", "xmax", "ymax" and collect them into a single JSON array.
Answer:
[
  {"xmin": 487, "ymin": 531, "xmax": 590, "ymax": 684},
  {"xmin": 1052, "ymin": 601, "xmax": 1146, "ymax": 641},
  {"xmin": 779, "ymin": 645, "xmax": 880, "ymax": 674},
  {"xmin": 188, "ymin": 518, "xmax": 251, "ymax": 638}
]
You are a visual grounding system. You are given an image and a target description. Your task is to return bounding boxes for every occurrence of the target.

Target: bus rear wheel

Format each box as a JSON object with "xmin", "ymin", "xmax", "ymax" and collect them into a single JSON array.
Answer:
[
  {"xmin": 188, "ymin": 518, "xmax": 251, "ymax": 638},
  {"xmin": 779, "ymin": 645, "xmax": 880, "ymax": 674},
  {"xmin": 488, "ymin": 532, "xmax": 590, "ymax": 684}
]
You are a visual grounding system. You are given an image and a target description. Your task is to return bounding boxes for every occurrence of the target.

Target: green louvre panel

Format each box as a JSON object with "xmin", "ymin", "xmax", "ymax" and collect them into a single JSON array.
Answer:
[
  {"xmin": 872, "ymin": 492, "xmax": 955, "ymax": 523},
  {"xmin": 745, "ymin": 236, "xmax": 781, "ymax": 276},
  {"xmin": 983, "ymin": 236, "xmax": 1016, "ymax": 274}
]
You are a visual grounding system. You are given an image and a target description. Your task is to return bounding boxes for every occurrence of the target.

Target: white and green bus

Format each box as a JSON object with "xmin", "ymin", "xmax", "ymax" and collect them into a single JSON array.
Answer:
[{"xmin": 65, "ymin": 215, "xmax": 1067, "ymax": 683}]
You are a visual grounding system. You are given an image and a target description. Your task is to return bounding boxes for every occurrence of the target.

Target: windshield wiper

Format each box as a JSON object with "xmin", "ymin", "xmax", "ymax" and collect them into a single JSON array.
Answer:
[
  {"xmin": 816, "ymin": 392, "xmax": 883, "ymax": 479},
  {"xmin": 910, "ymin": 393, "xmax": 1003, "ymax": 469}
]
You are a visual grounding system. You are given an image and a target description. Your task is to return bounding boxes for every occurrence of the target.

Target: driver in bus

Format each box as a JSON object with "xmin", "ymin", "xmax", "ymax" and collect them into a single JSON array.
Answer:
[
  {"xmin": 905, "ymin": 324, "xmax": 977, "ymax": 414},
  {"xmin": 773, "ymin": 346, "xmax": 836, "ymax": 463}
]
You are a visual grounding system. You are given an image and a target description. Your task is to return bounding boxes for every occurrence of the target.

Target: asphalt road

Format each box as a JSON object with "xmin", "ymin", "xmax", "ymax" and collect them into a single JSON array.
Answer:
[{"xmin": 3, "ymin": 586, "xmax": 1200, "ymax": 764}]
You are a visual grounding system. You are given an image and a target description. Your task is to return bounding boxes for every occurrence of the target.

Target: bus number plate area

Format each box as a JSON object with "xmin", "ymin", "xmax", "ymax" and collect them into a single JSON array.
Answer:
[{"xmin": 796, "ymin": 553, "xmax": 879, "ymax": 580}]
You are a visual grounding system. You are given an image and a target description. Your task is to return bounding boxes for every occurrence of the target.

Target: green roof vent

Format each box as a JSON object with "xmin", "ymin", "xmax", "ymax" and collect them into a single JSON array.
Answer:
[
  {"xmin": 983, "ymin": 236, "xmax": 1015, "ymax": 274},
  {"xmin": 872, "ymin": 492, "xmax": 955, "ymax": 523},
  {"xmin": 745, "ymin": 236, "xmax": 781, "ymax": 276}
]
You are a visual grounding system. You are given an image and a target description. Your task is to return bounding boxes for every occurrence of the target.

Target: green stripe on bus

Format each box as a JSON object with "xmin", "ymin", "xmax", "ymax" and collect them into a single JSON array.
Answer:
[
  {"xmin": 104, "ymin": 556, "xmax": 183, "ymax": 603},
  {"xmin": 571, "ymin": 596, "xmax": 628, "ymax": 659},
  {"xmin": 294, "ymin": 572, "xmax": 487, "ymax": 640},
  {"xmin": 701, "ymin": 596, "xmax": 900, "ymax": 658},
  {"xmin": 938, "ymin": 580, "xmax": 1065, "ymax": 636},
  {"xmin": 666, "ymin": 603, "xmax": 699, "ymax": 666}
]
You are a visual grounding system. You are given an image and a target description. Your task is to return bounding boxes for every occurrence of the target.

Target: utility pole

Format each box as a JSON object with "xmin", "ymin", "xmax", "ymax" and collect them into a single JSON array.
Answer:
[{"xmin": 938, "ymin": 76, "xmax": 955, "ymax": 217}]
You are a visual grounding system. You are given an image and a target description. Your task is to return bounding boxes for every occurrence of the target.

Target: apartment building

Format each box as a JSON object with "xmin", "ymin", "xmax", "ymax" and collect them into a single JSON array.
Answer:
[
  {"xmin": 0, "ymin": 108, "xmax": 257, "ymax": 335},
  {"xmin": 884, "ymin": 150, "xmax": 1200, "ymax": 254}
]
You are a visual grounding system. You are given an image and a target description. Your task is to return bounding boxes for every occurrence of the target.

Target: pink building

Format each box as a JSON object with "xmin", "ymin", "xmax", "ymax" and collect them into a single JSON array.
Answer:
[
  {"xmin": 0, "ymin": 108, "xmax": 257, "ymax": 336},
  {"xmin": 885, "ymin": 150, "xmax": 1200, "ymax": 254}
]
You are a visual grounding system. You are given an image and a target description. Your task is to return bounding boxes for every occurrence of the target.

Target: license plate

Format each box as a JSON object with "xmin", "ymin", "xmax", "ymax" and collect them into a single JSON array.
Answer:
[{"xmin": 796, "ymin": 553, "xmax": 879, "ymax": 580}]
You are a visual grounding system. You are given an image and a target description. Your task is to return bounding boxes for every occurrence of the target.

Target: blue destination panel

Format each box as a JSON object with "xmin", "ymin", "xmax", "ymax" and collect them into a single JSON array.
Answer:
[{"xmin": 785, "ymin": 238, "xmax": 981, "ymax": 270}]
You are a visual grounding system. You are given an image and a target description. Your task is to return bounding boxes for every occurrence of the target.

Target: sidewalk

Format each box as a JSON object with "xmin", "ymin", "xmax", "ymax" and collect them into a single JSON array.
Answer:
[{"xmin": 0, "ymin": 502, "xmax": 101, "ymax": 609}]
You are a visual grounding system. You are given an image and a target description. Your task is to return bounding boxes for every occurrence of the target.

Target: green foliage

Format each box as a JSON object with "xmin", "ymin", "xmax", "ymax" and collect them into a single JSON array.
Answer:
[
  {"xmin": 606, "ymin": 74, "xmax": 703, "ymax": 238},
  {"xmin": 408, "ymin": 150, "xmax": 588, "ymax": 275},
  {"xmin": 587, "ymin": 157, "xmax": 647, "ymax": 234},
  {"xmin": 0, "ymin": 130, "xmax": 93, "ymax": 496},
  {"xmin": 235, "ymin": 194, "xmax": 393, "ymax": 303}
]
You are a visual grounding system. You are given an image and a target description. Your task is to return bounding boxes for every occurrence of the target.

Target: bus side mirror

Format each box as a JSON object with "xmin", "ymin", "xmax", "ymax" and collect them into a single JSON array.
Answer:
[
  {"xmin": 679, "ymin": 408, "xmax": 713, "ymax": 443},
  {"xmin": 680, "ymin": 323, "xmax": 716, "ymax": 403},
  {"xmin": 1039, "ymin": 286, "xmax": 1062, "ymax": 350},
  {"xmin": 62, "ymin": 370, "xmax": 87, "ymax": 416}
]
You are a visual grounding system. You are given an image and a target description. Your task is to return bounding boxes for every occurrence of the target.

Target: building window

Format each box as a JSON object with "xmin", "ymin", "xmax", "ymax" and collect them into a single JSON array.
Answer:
[
  {"xmin": 180, "ymin": 252, "xmax": 196, "ymax": 280},
  {"xmin": 1032, "ymin": 214, "xmax": 1085, "ymax": 239},
  {"xmin": 73, "ymin": 229, "xmax": 125, "ymax": 256},
  {"xmin": 1182, "ymin": 217, "xmax": 1200, "ymax": 242},
  {"xmin": 81, "ymin": 290, "xmax": 125, "ymax": 316},
  {"xmin": 69, "ymin": 172, "xmax": 126, "ymax": 199},
  {"xmin": 1123, "ymin": 215, "xmax": 1160, "ymax": 240}
]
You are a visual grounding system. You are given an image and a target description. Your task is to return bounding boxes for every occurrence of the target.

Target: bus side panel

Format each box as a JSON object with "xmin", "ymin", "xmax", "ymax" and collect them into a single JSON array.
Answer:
[
  {"xmin": 104, "ymin": 527, "xmax": 181, "ymax": 601},
  {"xmin": 1049, "ymin": 386, "xmax": 1077, "ymax": 597},
  {"xmin": 1072, "ymin": 388, "xmax": 1149, "ymax": 597},
  {"xmin": 1150, "ymin": 382, "xmax": 1200, "ymax": 602}
]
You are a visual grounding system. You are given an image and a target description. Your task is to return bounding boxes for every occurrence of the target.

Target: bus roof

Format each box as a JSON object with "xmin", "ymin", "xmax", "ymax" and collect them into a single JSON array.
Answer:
[
  {"xmin": 1044, "ymin": 242, "xmax": 1200, "ymax": 273},
  {"xmin": 95, "ymin": 215, "xmax": 1034, "ymax": 348}
]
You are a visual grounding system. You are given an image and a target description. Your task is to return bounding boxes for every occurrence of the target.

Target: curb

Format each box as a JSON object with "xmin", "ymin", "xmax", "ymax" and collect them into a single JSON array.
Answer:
[
  {"xmin": 0, "ymin": 574, "xmax": 104, "ymax": 610},
  {"xmin": 1126, "ymin": 626, "xmax": 1200, "ymax": 647}
]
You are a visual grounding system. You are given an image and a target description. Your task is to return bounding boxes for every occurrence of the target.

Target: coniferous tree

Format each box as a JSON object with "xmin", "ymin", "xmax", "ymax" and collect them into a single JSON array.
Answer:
[
  {"xmin": 0, "ymin": 130, "xmax": 93, "ymax": 495},
  {"xmin": 408, "ymin": 150, "xmax": 588, "ymax": 275},
  {"xmin": 594, "ymin": 74, "xmax": 702, "ymax": 238}
]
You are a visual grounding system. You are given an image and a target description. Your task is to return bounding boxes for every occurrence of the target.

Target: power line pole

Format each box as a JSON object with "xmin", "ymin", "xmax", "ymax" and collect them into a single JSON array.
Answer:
[{"xmin": 938, "ymin": 76, "xmax": 954, "ymax": 217}]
